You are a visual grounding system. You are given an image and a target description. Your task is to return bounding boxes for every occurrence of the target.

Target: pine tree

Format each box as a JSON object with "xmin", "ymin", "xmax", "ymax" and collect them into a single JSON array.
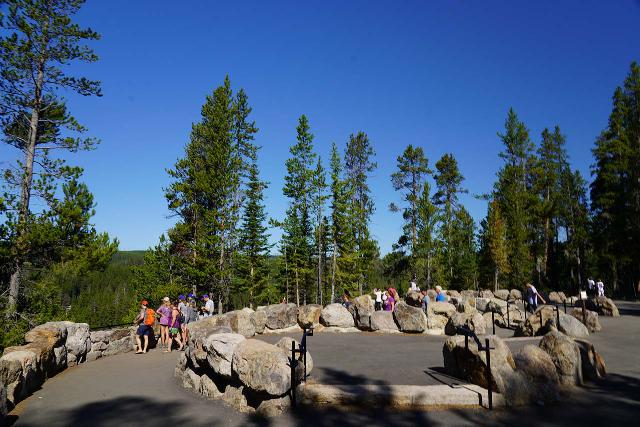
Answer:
[
  {"xmin": 390, "ymin": 145, "xmax": 431, "ymax": 276},
  {"xmin": 591, "ymin": 62, "xmax": 640, "ymax": 295},
  {"xmin": 282, "ymin": 115, "xmax": 317, "ymax": 304},
  {"xmin": 494, "ymin": 108, "xmax": 537, "ymax": 288},
  {"xmin": 414, "ymin": 181, "xmax": 438, "ymax": 288},
  {"xmin": 450, "ymin": 206, "xmax": 477, "ymax": 289},
  {"xmin": 485, "ymin": 199, "xmax": 509, "ymax": 291},
  {"xmin": 0, "ymin": 0, "xmax": 102, "ymax": 312},
  {"xmin": 237, "ymin": 159, "xmax": 270, "ymax": 307},
  {"xmin": 344, "ymin": 131, "xmax": 378, "ymax": 294},
  {"xmin": 433, "ymin": 153, "xmax": 467, "ymax": 285},
  {"xmin": 311, "ymin": 157, "xmax": 328, "ymax": 304}
]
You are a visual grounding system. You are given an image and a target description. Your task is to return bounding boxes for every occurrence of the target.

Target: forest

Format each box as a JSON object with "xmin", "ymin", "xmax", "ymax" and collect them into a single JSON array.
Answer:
[{"xmin": 1, "ymin": 1, "xmax": 639, "ymax": 350}]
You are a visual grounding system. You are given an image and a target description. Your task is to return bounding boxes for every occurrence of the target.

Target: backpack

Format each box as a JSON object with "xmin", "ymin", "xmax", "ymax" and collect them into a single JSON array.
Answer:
[{"xmin": 144, "ymin": 308, "xmax": 156, "ymax": 326}]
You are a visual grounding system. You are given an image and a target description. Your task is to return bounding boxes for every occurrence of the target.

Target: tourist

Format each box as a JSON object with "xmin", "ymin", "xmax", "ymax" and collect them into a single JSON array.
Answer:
[
  {"xmin": 156, "ymin": 297, "xmax": 172, "ymax": 349},
  {"xmin": 342, "ymin": 290, "xmax": 351, "ymax": 309},
  {"xmin": 435, "ymin": 286, "xmax": 447, "ymax": 302},
  {"xmin": 134, "ymin": 300, "xmax": 154, "ymax": 354},
  {"xmin": 385, "ymin": 288, "xmax": 396, "ymax": 312},
  {"xmin": 588, "ymin": 277, "xmax": 596, "ymax": 297},
  {"xmin": 373, "ymin": 288, "xmax": 383, "ymax": 311},
  {"xmin": 178, "ymin": 295, "xmax": 190, "ymax": 343},
  {"xmin": 597, "ymin": 279, "xmax": 605, "ymax": 297},
  {"xmin": 201, "ymin": 294, "xmax": 215, "ymax": 317},
  {"xmin": 525, "ymin": 283, "xmax": 546, "ymax": 313},
  {"xmin": 166, "ymin": 302, "xmax": 184, "ymax": 352},
  {"xmin": 420, "ymin": 290, "xmax": 430, "ymax": 314},
  {"xmin": 410, "ymin": 274, "xmax": 419, "ymax": 292},
  {"xmin": 389, "ymin": 287, "xmax": 401, "ymax": 305}
]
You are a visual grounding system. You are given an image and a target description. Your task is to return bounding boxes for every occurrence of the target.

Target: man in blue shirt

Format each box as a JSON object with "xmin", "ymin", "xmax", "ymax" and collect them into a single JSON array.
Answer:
[{"xmin": 525, "ymin": 283, "xmax": 546, "ymax": 313}]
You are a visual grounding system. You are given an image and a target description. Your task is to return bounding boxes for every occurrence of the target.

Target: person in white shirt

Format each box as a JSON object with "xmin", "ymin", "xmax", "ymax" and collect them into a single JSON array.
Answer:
[
  {"xmin": 373, "ymin": 288, "xmax": 383, "ymax": 311},
  {"xmin": 588, "ymin": 278, "xmax": 596, "ymax": 297},
  {"xmin": 525, "ymin": 283, "xmax": 546, "ymax": 313},
  {"xmin": 596, "ymin": 280, "xmax": 605, "ymax": 297},
  {"xmin": 201, "ymin": 294, "xmax": 215, "ymax": 318},
  {"xmin": 410, "ymin": 274, "xmax": 420, "ymax": 292}
]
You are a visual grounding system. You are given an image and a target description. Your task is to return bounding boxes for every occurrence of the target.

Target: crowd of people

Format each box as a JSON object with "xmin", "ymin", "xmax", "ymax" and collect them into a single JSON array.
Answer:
[{"xmin": 133, "ymin": 293, "xmax": 216, "ymax": 354}]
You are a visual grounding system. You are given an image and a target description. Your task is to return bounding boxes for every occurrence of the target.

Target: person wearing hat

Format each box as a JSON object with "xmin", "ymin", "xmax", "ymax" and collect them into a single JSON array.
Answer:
[
  {"xmin": 201, "ymin": 294, "xmax": 215, "ymax": 318},
  {"xmin": 156, "ymin": 297, "xmax": 172, "ymax": 350},
  {"xmin": 134, "ymin": 300, "xmax": 153, "ymax": 354}
]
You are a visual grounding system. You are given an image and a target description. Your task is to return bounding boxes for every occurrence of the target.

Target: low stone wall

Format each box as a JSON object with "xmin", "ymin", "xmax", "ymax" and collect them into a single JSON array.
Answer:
[{"xmin": 0, "ymin": 322, "xmax": 134, "ymax": 414}]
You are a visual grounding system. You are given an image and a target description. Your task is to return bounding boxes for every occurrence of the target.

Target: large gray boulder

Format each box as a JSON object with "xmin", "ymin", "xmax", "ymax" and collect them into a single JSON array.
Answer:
[
  {"xmin": 570, "ymin": 308, "xmax": 601, "ymax": 333},
  {"xmin": 231, "ymin": 339, "xmax": 291, "ymax": 397},
  {"xmin": 429, "ymin": 301, "xmax": 456, "ymax": 318},
  {"xmin": 352, "ymin": 295, "xmax": 375, "ymax": 330},
  {"xmin": 513, "ymin": 344, "xmax": 560, "ymax": 403},
  {"xmin": 226, "ymin": 310, "xmax": 256, "ymax": 338},
  {"xmin": 393, "ymin": 302, "xmax": 427, "ymax": 333},
  {"xmin": 548, "ymin": 292, "xmax": 566, "ymax": 304},
  {"xmin": 493, "ymin": 289, "xmax": 510, "ymax": 301},
  {"xmin": 370, "ymin": 311, "xmax": 399, "ymax": 332},
  {"xmin": 0, "ymin": 382, "xmax": 7, "ymax": 419},
  {"xmin": 203, "ymin": 333, "xmax": 246, "ymax": 378},
  {"xmin": 188, "ymin": 315, "xmax": 232, "ymax": 346},
  {"xmin": 509, "ymin": 289, "xmax": 522, "ymax": 301},
  {"xmin": 297, "ymin": 304, "xmax": 322, "ymax": 329},
  {"xmin": 538, "ymin": 331, "xmax": 583, "ymax": 386},
  {"xmin": 320, "ymin": 304, "xmax": 355, "ymax": 328},
  {"xmin": 443, "ymin": 334, "xmax": 516, "ymax": 393},
  {"xmin": 516, "ymin": 306, "xmax": 589, "ymax": 338},
  {"xmin": 102, "ymin": 334, "xmax": 134, "ymax": 357},
  {"xmin": 264, "ymin": 304, "xmax": 299, "ymax": 330},
  {"xmin": 586, "ymin": 297, "xmax": 620, "ymax": 317},
  {"xmin": 479, "ymin": 290, "xmax": 494, "ymax": 299},
  {"xmin": 405, "ymin": 291, "xmax": 422, "ymax": 307},
  {"xmin": 251, "ymin": 310, "xmax": 267, "ymax": 334},
  {"xmin": 444, "ymin": 311, "xmax": 486, "ymax": 336}
]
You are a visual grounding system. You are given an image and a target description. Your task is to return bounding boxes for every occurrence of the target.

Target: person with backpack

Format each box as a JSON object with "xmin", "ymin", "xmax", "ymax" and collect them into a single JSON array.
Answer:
[
  {"xmin": 180, "ymin": 297, "xmax": 198, "ymax": 343},
  {"xmin": 134, "ymin": 300, "xmax": 154, "ymax": 354}
]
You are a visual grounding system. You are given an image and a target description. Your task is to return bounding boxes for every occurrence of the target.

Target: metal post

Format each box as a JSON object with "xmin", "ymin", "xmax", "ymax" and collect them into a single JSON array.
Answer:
[
  {"xmin": 555, "ymin": 305, "xmax": 560, "ymax": 329},
  {"xmin": 506, "ymin": 301, "xmax": 510, "ymax": 328},
  {"xmin": 291, "ymin": 341, "xmax": 297, "ymax": 407},
  {"xmin": 303, "ymin": 341, "xmax": 307, "ymax": 382},
  {"xmin": 465, "ymin": 334, "xmax": 468, "ymax": 350},
  {"xmin": 563, "ymin": 300, "xmax": 567, "ymax": 314},
  {"xmin": 485, "ymin": 338, "xmax": 492, "ymax": 410},
  {"xmin": 581, "ymin": 298, "xmax": 587, "ymax": 326},
  {"xmin": 491, "ymin": 310, "xmax": 495, "ymax": 335}
]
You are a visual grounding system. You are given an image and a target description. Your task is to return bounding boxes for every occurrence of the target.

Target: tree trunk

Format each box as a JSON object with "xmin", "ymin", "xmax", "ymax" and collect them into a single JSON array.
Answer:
[
  {"xmin": 494, "ymin": 268, "xmax": 499, "ymax": 292},
  {"xmin": 331, "ymin": 241, "xmax": 337, "ymax": 303},
  {"xmin": 295, "ymin": 268, "xmax": 300, "ymax": 306}
]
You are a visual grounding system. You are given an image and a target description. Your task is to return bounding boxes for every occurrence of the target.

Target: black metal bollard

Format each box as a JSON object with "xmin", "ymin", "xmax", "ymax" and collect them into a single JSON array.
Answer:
[
  {"xmin": 491, "ymin": 310, "xmax": 496, "ymax": 335},
  {"xmin": 506, "ymin": 301, "xmax": 510, "ymax": 328},
  {"xmin": 563, "ymin": 300, "xmax": 567, "ymax": 314},
  {"xmin": 291, "ymin": 341, "xmax": 297, "ymax": 407},
  {"xmin": 465, "ymin": 334, "xmax": 469, "ymax": 350},
  {"xmin": 555, "ymin": 305, "xmax": 560, "ymax": 329},
  {"xmin": 485, "ymin": 338, "xmax": 493, "ymax": 410}
]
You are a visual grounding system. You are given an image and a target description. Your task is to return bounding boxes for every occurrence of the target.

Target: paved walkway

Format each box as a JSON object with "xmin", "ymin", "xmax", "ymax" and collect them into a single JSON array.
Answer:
[{"xmin": 7, "ymin": 301, "xmax": 640, "ymax": 426}]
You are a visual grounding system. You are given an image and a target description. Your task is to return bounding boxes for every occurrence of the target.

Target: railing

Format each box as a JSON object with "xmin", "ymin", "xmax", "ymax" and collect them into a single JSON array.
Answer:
[
  {"xmin": 455, "ymin": 325, "xmax": 495, "ymax": 410},
  {"xmin": 290, "ymin": 326, "xmax": 314, "ymax": 408}
]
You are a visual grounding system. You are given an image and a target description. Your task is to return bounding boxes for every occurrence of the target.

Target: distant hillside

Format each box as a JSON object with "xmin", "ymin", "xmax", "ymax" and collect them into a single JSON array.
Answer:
[{"xmin": 110, "ymin": 250, "xmax": 146, "ymax": 266}]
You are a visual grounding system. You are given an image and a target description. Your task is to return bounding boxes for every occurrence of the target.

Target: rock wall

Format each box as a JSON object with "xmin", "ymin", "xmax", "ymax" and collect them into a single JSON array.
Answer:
[{"xmin": 0, "ymin": 322, "xmax": 134, "ymax": 413}]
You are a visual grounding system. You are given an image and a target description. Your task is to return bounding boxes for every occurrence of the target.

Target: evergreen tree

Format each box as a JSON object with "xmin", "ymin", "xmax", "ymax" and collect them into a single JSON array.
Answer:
[
  {"xmin": 485, "ymin": 199, "xmax": 510, "ymax": 291},
  {"xmin": 494, "ymin": 108, "xmax": 537, "ymax": 288},
  {"xmin": 237, "ymin": 159, "xmax": 270, "ymax": 307},
  {"xmin": 433, "ymin": 153, "xmax": 467, "ymax": 285},
  {"xmin": 390, "ymin": 145, "xmax": 431, "ymax": 276},
  {"xmin": 414, "ymin": 181, "xmax": 438, "ymax": 288},
  {"xmin": 282, "ymin": 115, "xmax": 316, "ymax": 304},
  {"xmin": 0, "ymin": 0, "xmax": 102, "ymax": 312},
  {"xmin": 449, "ymin": 206, "xmax": 477, "ymax": 289},
  {"xmin": 311, "ymin": 157, "xmax": 328, "ymax": 304},
  {"xmin": 590, "ymin": 62, "xmax": 640, "ymax": 295},
  {"xmin": 344, "ymin": 131, "xmax": 378, "ymax": 294}
]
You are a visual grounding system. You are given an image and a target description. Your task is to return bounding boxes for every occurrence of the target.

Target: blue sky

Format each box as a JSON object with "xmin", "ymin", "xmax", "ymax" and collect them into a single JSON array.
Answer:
[{"xmin": 2, "ymin": 0, "xmax": 639, "ymax": 253}]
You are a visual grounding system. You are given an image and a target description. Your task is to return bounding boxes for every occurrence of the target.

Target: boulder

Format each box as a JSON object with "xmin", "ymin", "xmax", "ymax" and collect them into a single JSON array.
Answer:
[
  {"xmin": 264, "ymin": 304, "xmax": 299, "ymax": 330},
  {"xmin": 475, "ymin": 298, "xmax": 490, "ymax": 312},
  {"xmin": 426, "ymin": 314, "xmax": 449, "ymax": 330},
  {"xmin": 570, "ymin": 308, "xmax": 601, "ymax": 333},
  {"xmin": 513, "ymin": 345, "xmax": 560, "ymax": 403},
  {"xmin": 460, "ymin": 290, "xmax": 478, "ymax": 300},
  {"xmin": 405, "ymin": 291, "xmax": 422, "ymax": 307},
  {"xmin": 479, "ymin": 290, "xmax": 494, "ymax": 299},
  {"xmin": 393, "ymin": 302, "xmax": 427, "ymax": 333},
  {"xmin": 493, "ymin": 289, "xmax": 510, "ymax": 301},
  {"xmin": 548, "ymin": 292, "xmax": 565, "ymax": 304},
  {"xmin": 538, "ymin": 331, "xmax": 583, "ymax": 386},
  {"xmin": 426, "ymin": 289, "xmax": 437, "ymax": 301},
  {"xmin": 222, "ymin": 385, "xmax": 251, "ymax": 413},
  {"xmin": 574, "ymin": 339, "xmax": 606, "ymax": 381},
  {"xmin": 509, "ymin": 289, "xmax": 522, "ymax": 301},
  {"xmin": 274, "ymin": 337, "xmax": 313, "ymax": 381},
  {"xmin": 0, "ymin": 382, "xmax": 7, "ymax": 418},
  {"xmin": 444, "ymin": 311, "xmax": 486, "ymax": 336},
  {"xmin": 586, "ymin": 297, "xmax": 620, "ymax": 317},
  {"xmin": 297, "ymin": 304, "xmax": 322, "ymax": 329},
  {"xmin": 256, "ymin": 395, "xmax": 291, "ymax": 417},
  {"xmin": 370, "ymin": 311, "xmax": 399, "ymax": 332},
  {"xmin": 251, "ymin": 310, "xmax": 267, "ymax": 334},
  {"xmin": 429, "ymin": 301, "xmax": 456, "ymax": 318},
  {"xmin": 226, "ymin": 310, "xmax": 256, "ymax": 338},
  {"xmin": 320, "ymin": 304, "xmax": 355, "ymax": 328},
  {"xmin": 200, "ymin": 374, "xmax": 223, "ymax": 399},
  {"xmin": 178, "ymin": 367, "xmax": 202, "ymax": 391},
  {"xmin": 446, "ymin": 290, "xmax": 462, "ymax": 299},
  {"xmin": 203, "ymin": 333, "xmax": 246, "ymax": 378},
  {"xmin": 102, "ymin": 336, "xmax": 134, "ymax": 357},
  {"xmin": 188, "ymin": 315, "xmax": 232, "ymax": 346},
  {"xmin": 482, "ymin": 312, "xmax": 496, "ymax": 330},
  {"xmin": 443, "ymin": 334, "xmax": 516, "ymax": 393},
  {"xmin": 352, "ymin": 295, "xmax": 375, "ymax": 330},
  {"xmin": 231, "ymin": 339, "xmax": 291, "ymax": 396},
  {"xmin": 494, "ymin": 306, "xmax": 526, "ymax": 329},
  {"xmin": 0, "ymin": 350, "xmax": 40, "ymax": 405},
  {"xmin": 25, "ymin": 323, "xmax": 66, "ymax": 347},
  {"xmin": 516, "ymin": 306, "xmax": 589, "ymax": 338}
]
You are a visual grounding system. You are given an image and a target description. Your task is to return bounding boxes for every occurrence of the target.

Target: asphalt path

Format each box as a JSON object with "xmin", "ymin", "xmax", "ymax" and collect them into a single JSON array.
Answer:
[{"xmin": 7, "ymin": 301, "xmax": 640, "ymax": 427}]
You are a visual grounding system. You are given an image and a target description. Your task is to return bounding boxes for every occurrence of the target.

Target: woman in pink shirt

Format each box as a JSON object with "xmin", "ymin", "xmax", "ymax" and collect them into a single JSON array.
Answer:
[{"xmin": 156, "ymin": 297, "xmax": 172, "ymax": 350}]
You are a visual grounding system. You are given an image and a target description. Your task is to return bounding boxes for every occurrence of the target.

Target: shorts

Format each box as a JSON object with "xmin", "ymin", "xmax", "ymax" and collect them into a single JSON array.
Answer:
[
  {"xmin": 169, "ymin": 327, "xmax": 180, "ymax": 336},
  {"xmin": 136, "ymin": 324, "xmax": 152, "ymax": 337}
]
